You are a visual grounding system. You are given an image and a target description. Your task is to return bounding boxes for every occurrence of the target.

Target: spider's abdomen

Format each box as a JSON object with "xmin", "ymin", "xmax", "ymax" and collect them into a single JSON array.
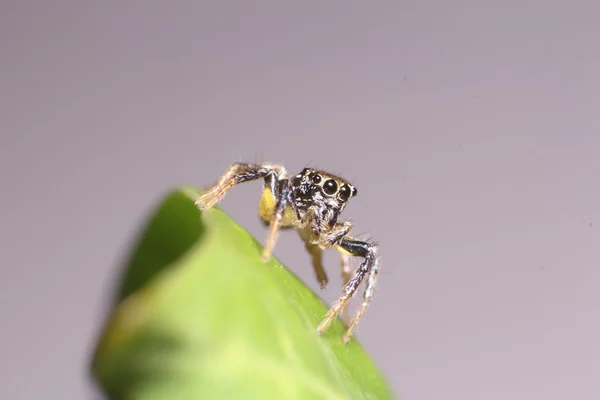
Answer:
[{"xmin": 258, "ymin": 187, "xmax": 297, "ymax": 228}]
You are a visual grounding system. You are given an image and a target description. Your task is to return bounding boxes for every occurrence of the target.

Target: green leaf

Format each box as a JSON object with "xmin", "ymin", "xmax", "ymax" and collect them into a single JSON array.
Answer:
[{"xmin": 91, "ymin": 187, "xmax": 395, "ymax": 400}]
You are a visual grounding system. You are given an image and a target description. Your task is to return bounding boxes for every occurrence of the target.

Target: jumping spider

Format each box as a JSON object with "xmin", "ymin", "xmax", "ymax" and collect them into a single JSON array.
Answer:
[{"xmin": 195, "ymin": 162, "xmax": 380, "ymax": 343}]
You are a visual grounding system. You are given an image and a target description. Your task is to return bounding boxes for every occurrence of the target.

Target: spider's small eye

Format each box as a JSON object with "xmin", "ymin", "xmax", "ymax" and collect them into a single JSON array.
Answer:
[
  {"xmin": 292, "ymin": 175, "xmax": 302, "ymax": 187},
  {"xmin": 352, "ymin": 187, "xmax": 358, "ymax": 197},
  {"xmin": 311, "ymin": 174, "xmax": 322, "ymax": 184},
  {"xmin": 323, "ymin": 179, "xmax": 338, "ymax": 195},
  {"xmin": 338, "ymin": 185, "xmax": 351, "ymax": 201}
]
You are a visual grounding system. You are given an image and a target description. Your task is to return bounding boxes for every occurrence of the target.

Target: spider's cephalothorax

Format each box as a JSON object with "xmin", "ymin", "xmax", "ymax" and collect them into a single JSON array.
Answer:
[
  {"xmin": 195, "ymin": 162, "xmax": 380, "ymax": 344},
  {"xmin": 290, "ymin": 167, "xmax": 357, "ymax": 218}
]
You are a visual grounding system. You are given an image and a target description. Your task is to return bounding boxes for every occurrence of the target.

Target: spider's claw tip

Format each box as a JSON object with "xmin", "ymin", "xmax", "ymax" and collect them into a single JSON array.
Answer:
[{"xmin": 194, "ymin": 198, "xmax": 207, "ymax": 209}]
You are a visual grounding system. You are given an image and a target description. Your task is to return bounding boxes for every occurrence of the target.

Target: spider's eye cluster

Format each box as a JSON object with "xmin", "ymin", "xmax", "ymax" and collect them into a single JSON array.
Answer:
[{"xmin": 294, "ymin": 169, "xmax": 357, "ymax": 202}]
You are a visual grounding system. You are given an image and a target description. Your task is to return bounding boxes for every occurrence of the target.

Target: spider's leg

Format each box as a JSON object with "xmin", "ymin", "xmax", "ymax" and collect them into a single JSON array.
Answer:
[
  {"xmin": 261, "ymin": 178, "xmax": 294, "ymax": 261},
  {"xmin": 303, "ymin": 219, "xmax": 353, "ymax": 321},
  {"xmin": 338, "ymin": 249, "xmax": 353, "ymax": 327},
  {"xmin": 342, "ymin": 246, "xmax": 380, "ymax": 343},
  {"xmin": 317, "ymin": 220, "xmax": 353, "ymax": 249},
  {"xmin": 195, "ymin": 162, "xmax": 284, "ymax": 210},
  {"xmin": 303, "ymin": 240, "xmax": 328, "ymax": 289},
  {"xmin": 299, "ymin": 214, "xmax": 353, "ymax": 289},
  {"xmin": 317, "ymin": 236, "xmax": 379, "ymax": 344}
]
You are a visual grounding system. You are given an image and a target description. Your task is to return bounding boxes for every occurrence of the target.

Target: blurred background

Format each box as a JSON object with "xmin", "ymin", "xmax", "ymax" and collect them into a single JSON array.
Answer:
[{"xmin": 1, "ymin": 1, "xmax": 599, "ymax": 399}]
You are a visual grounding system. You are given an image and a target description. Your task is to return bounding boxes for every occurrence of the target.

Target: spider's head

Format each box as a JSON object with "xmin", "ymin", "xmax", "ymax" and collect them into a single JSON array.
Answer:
[{"xmin": 290, "ymin": 168, "xmax": 357, "ymax": 214}]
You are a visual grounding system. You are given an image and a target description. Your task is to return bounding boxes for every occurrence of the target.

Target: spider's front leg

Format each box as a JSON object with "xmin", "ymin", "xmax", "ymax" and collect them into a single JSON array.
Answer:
[
  {"xmin": 317, "ymin": 236, "xmax": 380, "ymax": 344},
  {"xmin": 316, "ymin": 220, "xmax": 353, "ymax": 249},
  {"xmin": 195, "ymin": 162, "xmax": 285, "ymax": 210},
  {"xmin": 339, "ymin": 250, "xmax": 353, "ymax": 327},
  {"xmin": 306, "ymin": 215, "xmax": 357, "ymax": 329},
  {"xmin": 194, "ymin": 162, "xmax": 290, "ymax": 262},
  {"xmin": 316, "ymin": 220, "xmax": 355, "ymax": 327}
]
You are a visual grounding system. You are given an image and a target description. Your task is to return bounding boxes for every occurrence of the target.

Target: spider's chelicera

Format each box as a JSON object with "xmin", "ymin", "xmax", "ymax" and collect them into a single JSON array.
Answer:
[{"xmin": 195, "ymin": 162, "xmax": 380, "ymax": 343}]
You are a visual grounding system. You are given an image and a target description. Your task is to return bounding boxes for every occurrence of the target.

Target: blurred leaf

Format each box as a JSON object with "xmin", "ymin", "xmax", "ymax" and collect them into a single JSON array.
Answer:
[{"xmin": 91, "ymin": 187, "xmax": 394, "ymax": 400}]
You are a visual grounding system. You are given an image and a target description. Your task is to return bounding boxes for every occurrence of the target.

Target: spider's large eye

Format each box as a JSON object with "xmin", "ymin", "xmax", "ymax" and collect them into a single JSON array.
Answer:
[
  {"xmin": 311, "ymin": 174, "xmax": 322, "ymax": 184},
  {"xmin": 338, "ymin": 184, "xmax": 351, "ymax": 201},
  {"xmin": 323, "ymin": 179, "xmax": 338, "ymax": 195}
]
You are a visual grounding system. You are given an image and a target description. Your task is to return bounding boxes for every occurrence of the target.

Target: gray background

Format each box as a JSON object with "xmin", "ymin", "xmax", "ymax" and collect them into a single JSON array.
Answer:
[{"xmin": 1, "ymin": 2, "xmax": 599, "ymax": 399}]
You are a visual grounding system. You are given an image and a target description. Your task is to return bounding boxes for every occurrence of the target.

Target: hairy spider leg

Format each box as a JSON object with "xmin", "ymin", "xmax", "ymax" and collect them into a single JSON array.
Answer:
[
  {"xmin": 261, "ymin": 180, "xmax": 292, "ymax": 261},
  {"xmin": 195, "ymin": 162, "xmax": 281, "ymax": 210},
  {"xmin": 304, "ymin": 240, "xmax": 328, "ymax": 289},
  {"xmin": 317, "ymin": 237, "xmax": 380, "ymax": 343},
  {"xmin": 194, "ymin": 162, "xmax": 291, "ymax": 262},
  {"xmin": 316, "ymin": 220, "xmax": 353, "ymax": 249},
  {"xmin": 338, "ymin": 249, "xmax": 353, "ymax": 327},
  {"xmin": 343, "ymin": 247, "xmax": 380, "ymax": 342}
]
